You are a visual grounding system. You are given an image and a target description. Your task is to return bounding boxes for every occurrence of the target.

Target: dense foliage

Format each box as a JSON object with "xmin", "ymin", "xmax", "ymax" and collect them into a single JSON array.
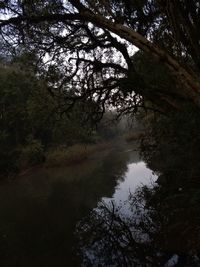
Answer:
[{"xmin": 0, "ymin": 54, "xmax": 123, "ymax": 176}]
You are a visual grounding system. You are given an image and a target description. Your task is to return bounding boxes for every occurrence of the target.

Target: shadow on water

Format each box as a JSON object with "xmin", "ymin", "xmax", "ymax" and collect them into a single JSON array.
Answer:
[{"xmin": 0, "ymin": 143, "xmax": 134, "ymax": 267}]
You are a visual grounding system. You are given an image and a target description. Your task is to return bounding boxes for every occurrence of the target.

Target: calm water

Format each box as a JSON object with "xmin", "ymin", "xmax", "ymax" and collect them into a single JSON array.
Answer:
[{"xmin": 0, "ymin": 143, "xmax": 156, "ymax": 267}]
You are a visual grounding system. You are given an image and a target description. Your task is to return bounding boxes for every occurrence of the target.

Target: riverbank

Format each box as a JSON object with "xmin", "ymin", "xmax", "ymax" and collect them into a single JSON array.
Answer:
[
  {"xmin": 3, "ymin": 138, "xmax": 138, "ymax": 179},
  {"xmin": 17, "ymin": 141, "xmax": 113, "ymax": 178},
  {"xmin": 124, "ymin": 131, "xmax": 144, "ymax": 143},
  {"xmin": 44, "ymin": 142, "xmax": 111, "ymax": 168}
]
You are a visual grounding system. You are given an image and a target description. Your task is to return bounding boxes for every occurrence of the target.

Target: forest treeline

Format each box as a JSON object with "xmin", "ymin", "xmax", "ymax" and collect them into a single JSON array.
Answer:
[{"xmin": 0, "ymin": 53, "xmax": 125, "ymax": 177}]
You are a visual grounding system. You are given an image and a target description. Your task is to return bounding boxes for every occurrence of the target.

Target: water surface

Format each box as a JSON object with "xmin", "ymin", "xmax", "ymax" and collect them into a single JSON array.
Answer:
[{"xmin": 0, "ymin": 143, "xmax": 155, "ymax": 266}]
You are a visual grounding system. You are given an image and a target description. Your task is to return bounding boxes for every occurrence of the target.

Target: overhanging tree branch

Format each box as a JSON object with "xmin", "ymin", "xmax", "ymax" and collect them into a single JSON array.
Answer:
[{"xmin": 1, "ymin": 0, "xmax": 200, "ymax": 113}]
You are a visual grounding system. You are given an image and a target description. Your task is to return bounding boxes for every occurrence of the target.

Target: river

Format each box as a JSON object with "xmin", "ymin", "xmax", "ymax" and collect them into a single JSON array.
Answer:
[{"xmin": 0, "ymin": 142, "xmax": 158, "ymax": 267}]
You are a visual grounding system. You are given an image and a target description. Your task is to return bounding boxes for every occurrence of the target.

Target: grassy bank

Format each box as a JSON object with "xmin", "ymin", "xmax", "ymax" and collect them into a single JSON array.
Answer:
[
  {"xmin": 125, "ymin": 131, "xmax": 144, "ymax": 143},
  {"xmin": 45, "ymin": 143, "xmax": 109, "ymax": 168}
]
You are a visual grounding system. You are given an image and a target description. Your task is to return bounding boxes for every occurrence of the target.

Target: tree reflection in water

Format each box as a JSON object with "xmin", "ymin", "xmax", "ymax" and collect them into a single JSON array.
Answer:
[
  {"xmin": 76, "ymin": 182, "xmax": 200, "ymax": 267},
  {"xmin": 76, "ymin": 107, "xmax": 200, "ymax": 267}
]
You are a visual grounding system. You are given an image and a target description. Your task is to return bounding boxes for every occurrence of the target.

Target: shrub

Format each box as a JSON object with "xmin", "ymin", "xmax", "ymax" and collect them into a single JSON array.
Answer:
[
  {"xmin": 0, "ymin": 149, "xmax": 20, "ymax": 177},
  {"xmin": 20, "ymin": 138, "xmax": 45, "ymax": 167},
  {"xmin": 45, "ymin": 144, "xmax": 94, "ymax": 167}
]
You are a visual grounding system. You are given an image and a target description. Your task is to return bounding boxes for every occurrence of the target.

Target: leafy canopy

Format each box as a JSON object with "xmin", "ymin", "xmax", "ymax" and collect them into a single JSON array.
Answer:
[{"xmin": 0, "ymin": 0, "xmax": 200, "ymax": 116}]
